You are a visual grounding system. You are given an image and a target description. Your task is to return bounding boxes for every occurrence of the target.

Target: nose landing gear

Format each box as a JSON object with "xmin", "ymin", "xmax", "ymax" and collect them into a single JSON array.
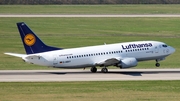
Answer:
[
  {"xmin": 155, "ymin": 59, "xmax": 160, "ymax": 67},
  {"xmin": 155, "ymin": 63, "xmax": 160, "ymax": 67}
]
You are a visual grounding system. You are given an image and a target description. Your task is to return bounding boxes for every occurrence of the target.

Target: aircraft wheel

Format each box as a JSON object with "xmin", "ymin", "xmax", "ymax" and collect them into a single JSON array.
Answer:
[
  {"xmin": 101, "ymin": 67, "xmax": 108, "ymax": 73},
  {"xmin": 155, "ymin": 63, "xmax": 160, "ymax": 67},
  {"xmin": 91, "ymin": 67, "xmax": 97, "ymax": 73}
]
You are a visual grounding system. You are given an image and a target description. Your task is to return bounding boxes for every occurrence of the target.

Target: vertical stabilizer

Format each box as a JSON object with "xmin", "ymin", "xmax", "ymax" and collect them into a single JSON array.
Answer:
[{"xmin": 17, "ymin": 22, "xmax": 62, "ymax": 54}]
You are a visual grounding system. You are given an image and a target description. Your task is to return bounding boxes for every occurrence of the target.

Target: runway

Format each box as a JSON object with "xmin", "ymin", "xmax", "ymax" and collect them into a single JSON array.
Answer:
[
  {"xmin": 0, "ymin": 69, "xmax": 180, "ymax": 82},
  {"xmin": 1, "ymin": 14, "xmax": 180, "ymax": 17}
]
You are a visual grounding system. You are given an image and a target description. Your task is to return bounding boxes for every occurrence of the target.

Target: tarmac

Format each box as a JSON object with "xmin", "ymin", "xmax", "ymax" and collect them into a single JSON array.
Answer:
[{"xmin": 0, "ymin": 69, "xmax": 180, "ymax": 82}]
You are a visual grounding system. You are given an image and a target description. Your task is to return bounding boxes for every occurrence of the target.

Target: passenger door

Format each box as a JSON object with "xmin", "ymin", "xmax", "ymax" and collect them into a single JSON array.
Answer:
[
  {"xmin": 154, "ymin": 46, "xmax": 159, "ymax": 53},
  {"xmin": 53, "ymin": 55, "xmax": 58, "ymax": 66}
]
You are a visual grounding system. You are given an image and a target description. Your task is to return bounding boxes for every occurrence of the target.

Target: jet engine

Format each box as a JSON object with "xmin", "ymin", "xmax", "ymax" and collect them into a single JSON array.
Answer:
[{"xmin": 117, "ymin": 57, "xmax": 138, "ymax": 69}]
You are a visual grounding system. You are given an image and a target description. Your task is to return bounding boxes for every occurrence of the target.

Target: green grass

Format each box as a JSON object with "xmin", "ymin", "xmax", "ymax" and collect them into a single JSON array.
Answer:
[
  {"xmin": 0, "ymin": 17, "xmax": 180, "ymax": 69},
  {"xmin": 1, "ymin": 5, "xmax": 180, "ymax": 14},
  {"xmin": 0, "ymin": 81, "xmax": 180, "ymax": 101}
]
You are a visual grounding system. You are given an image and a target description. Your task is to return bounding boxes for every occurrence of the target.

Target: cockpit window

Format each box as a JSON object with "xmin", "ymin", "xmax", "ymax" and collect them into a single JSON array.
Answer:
[{"xmin": 162, "ymin": 44, "xmax": 168, "ymax": 47}]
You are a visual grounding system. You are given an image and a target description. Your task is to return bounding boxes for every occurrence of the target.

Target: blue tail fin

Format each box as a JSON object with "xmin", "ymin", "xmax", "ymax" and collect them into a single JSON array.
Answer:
[{"xmin": 17, "ymin": 22, "xmax": 62, "ymax": 54}]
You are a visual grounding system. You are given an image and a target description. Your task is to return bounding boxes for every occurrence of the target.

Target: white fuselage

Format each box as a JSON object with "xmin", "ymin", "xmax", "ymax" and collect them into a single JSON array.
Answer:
[{"xmin": 23, "ymin": 41, "xmax": 175, "ymax": 68}]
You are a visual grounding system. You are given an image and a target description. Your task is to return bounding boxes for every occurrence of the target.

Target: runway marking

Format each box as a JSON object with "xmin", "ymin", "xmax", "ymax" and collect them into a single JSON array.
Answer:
[
  {"xmin": 0, "ymin": 69, "xmax": 180, "ymax": 82},
  {"xmin": 1, "ymin": 14, "xmax": 180, "ymax": 17}
]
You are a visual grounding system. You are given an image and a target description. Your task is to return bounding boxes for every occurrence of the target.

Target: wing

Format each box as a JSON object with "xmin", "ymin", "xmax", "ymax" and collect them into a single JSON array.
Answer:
[
  {"xmin": 4, "ymin": 52, "xmax": 26, "ymax": 58},
  {"xmin": 95, "ymin": 57, "xmax": 121, "ymax": 67}
]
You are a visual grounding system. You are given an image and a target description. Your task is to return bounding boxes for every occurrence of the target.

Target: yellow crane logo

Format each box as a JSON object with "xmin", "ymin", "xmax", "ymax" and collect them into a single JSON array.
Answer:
[{"xmin": 24, "ymin": 34, "xmax": 36, "ymax": 46}]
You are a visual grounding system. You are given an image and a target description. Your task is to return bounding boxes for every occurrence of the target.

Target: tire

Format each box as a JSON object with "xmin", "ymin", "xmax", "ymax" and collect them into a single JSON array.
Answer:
[
  {"xmin": 91, "ymin": 67, "xmax": 97, "ymax": 73},
  {"xmin": 155, "ymin": 63, "xmax": 160, "ymax": 67},
  {"xmin": 101, "ymin": 67, "xmax": 108, "ymax": 73}
]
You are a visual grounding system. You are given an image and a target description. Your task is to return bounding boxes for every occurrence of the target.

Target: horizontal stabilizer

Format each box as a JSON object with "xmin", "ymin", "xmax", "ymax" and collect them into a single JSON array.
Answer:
[{"xmin": 4, "ymin": 53, "xmax": 26, "ymax": 58}]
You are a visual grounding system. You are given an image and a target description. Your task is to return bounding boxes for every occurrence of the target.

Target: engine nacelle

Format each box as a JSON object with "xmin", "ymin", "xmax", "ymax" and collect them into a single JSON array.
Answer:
[{"xmin": 117, "ymin": 58, "xmax": 138, "ymax": 69}]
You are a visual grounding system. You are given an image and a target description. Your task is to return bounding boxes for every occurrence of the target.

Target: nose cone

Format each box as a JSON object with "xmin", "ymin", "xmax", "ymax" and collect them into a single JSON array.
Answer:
[{"xmin": 169, "ymin": 46, "xmax": 175, "ymax": 54}]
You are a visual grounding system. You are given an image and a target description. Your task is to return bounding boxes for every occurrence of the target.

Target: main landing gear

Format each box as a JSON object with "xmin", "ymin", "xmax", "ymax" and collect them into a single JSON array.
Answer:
[
  {"xmin": 90, "ymin": 67, "xmax": 108, "ymax": 73},
  {"xmin": 155, "ymin": 59, "xmax": 160, "ymax": 67},
  {"xmin": 90, "ymin": 67, "xmax": 97, "ymax": 73},
  {"xmin": 101, "ymin": 67, "xmax": 108, "ymax": 73}
]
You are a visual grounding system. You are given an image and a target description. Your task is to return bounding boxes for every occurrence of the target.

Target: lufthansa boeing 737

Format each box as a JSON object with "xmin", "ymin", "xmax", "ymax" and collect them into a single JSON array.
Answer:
[{"xmin": 5, "ymin": 22, "xmax": 175, "ymax": 73}]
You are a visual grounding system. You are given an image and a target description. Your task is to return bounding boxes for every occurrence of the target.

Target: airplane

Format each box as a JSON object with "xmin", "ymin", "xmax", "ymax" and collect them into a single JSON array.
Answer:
[{"xmin": 4, "ymin": 22, "xmax": 175, "ymax": 73}]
